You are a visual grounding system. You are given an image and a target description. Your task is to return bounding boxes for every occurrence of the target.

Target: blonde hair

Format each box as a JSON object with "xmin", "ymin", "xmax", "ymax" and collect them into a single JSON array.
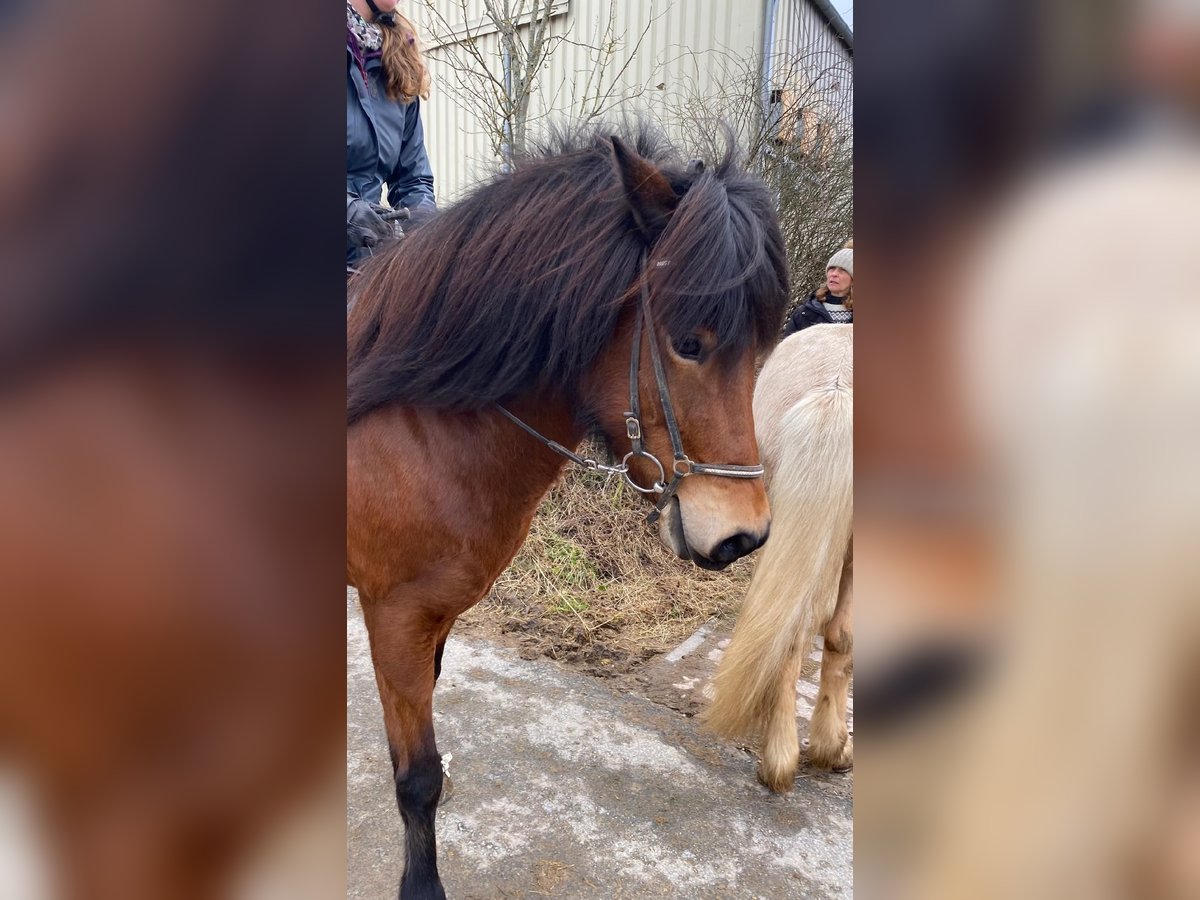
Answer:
[{"xmin": 379, "ymin": 14, "xmax": 430, "ymax": 103}]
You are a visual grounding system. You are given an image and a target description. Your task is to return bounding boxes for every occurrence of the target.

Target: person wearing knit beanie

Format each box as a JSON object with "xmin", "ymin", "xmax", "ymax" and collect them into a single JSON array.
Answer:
[
  {"xmin": 827, "ymin": 247, "xmax": 854, "ymax": 279},
  {"xmin": 783, "ymin": 244, "xmax": 855, "ymax": 335}
]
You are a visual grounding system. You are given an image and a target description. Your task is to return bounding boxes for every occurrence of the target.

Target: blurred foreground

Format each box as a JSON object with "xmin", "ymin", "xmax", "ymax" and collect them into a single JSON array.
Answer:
[
  {"xmin": 0, "ymin": 3, "xmax": 346, "ymax": 897},
  {"xmin": 856, "ymin": 1, "xmax": 1200, "ymax": 897}
]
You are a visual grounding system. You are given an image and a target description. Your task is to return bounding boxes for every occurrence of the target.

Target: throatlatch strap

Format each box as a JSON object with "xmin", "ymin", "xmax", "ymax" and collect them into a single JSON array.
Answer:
[{"xmin": 494, "ymin": 406, "xmax": 590, "ymax": 467}]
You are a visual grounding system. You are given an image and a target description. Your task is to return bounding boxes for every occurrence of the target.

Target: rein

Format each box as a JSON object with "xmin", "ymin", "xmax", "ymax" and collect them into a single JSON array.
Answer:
[{"xmin": 496, "ymin": 253, "xmax": 764, "ymax": 525}]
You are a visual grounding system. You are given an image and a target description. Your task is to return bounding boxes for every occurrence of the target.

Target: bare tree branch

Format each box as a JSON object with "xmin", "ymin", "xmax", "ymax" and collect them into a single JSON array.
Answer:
[
  {"xmin": 655, "ymin": 47, "xmax": 853, "ymax": 311},
  {"xmin": 421, "ymin": 0, "xmax": 852, "ymax": 304},
  {"xmin": 423, "ymin": 0, "xmax": 652, "ymax": 164}
]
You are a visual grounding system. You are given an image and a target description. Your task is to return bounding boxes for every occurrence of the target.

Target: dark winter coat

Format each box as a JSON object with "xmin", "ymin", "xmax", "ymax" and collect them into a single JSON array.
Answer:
[
  {"xmin": 346, "ymin": 43, "xmax": 435, "ymax": 216},
  {"xmin": 783, "ymin": 293, "xmax": 853, "ymax": 336}
]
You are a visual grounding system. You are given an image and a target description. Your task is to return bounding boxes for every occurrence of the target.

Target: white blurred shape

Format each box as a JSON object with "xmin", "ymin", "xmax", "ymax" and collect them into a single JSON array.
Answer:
[
  {"xmin": 0, "ymin": 767, "xmax": 52, "ymax": 900},
  {"xmin": 919, "ymin": 131, "xmax": 1200, "ymax": 898}
]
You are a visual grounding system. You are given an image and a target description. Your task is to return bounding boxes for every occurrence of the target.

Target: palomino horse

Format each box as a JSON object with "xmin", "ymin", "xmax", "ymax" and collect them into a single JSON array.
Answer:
[
  {"xmin": 346, "ymin": 124, "xmax": 788, "ymax": 898},
  {"xmin": 707, "ymin": 324, "xmax": 854, "ymax": 791}
]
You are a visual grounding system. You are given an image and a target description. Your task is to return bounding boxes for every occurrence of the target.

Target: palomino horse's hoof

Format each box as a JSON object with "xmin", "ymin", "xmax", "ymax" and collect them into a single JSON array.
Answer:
[{"xmin": 809, "ymin": 736, "xmax": 853, "ymax": 773}]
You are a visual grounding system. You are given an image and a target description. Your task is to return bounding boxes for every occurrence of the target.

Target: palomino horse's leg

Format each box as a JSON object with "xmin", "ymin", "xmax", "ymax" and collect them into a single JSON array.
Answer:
[
  {"xmin": 809, "ymin": 553, "xmax": 854, "ymax": 771},
  {"xmin": 759, "ymin": 643, "xmax": 806, "ymax": 791},
  {"xmin": 362, "ymin": 595, "xmax": 448, "ymax": 900}
]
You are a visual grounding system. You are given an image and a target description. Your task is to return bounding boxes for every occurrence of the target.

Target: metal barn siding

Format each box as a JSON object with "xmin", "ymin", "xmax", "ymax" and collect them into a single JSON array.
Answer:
[
  {"xmin": 405, "ymin": 1, "xmax": 848, "ymax": 203},
  {"xmin": 770, "ymin": 0, "xmax": 852, "ymax": 125}
]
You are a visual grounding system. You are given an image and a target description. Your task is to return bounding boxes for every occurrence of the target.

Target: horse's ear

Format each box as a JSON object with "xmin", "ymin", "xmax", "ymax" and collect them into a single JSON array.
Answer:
[{"xmin": 610, "ymin": 135, "xmax": 679, "ymax": 242}]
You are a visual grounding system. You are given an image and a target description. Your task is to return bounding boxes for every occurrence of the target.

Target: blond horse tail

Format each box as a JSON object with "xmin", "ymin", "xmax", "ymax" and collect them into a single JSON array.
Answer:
[{"xmin": 705, "ymin": 370, "xmax": 853, "ymax": 746}]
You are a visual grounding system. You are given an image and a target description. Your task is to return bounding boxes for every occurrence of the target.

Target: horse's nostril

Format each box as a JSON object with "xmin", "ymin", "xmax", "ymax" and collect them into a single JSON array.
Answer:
[{"xmin": 712, "ymin": 530, "xmax": 766, "ymax": 564}]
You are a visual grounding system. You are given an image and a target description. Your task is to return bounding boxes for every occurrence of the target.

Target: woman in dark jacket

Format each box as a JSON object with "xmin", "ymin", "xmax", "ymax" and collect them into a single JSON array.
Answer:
[
  {"xmin": 784, "ymin": 246, "xmax": 854, "ymax": 334},
  {"xmin": 347, "ymin": 1, "xmax": 436, "ymax": 266}
]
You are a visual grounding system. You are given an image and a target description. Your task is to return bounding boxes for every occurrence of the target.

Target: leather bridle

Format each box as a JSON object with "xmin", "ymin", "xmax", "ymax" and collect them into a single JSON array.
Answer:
[{"xmin": 496, "ymin": 253, "xmax": 765, "ymax": 525}]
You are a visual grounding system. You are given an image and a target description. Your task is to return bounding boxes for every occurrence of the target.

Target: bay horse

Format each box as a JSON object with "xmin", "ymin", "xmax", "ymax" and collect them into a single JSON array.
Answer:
[
  {"xmin": 707, "ymin": 324, "xmax": 854, "ymax": 791},
  {"xmin": 346, "ymin": 124, "xmax": 788, "ymax": 898}
]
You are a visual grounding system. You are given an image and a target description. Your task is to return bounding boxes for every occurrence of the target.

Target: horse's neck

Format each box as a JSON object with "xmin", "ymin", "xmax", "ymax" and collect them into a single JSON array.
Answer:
[
  {"xmin": 483, "ymin": 394, "xmax": 581, "ymax": 501},
  {"xmin": 425, "ymin": 395, "xmax": 581, "ymax": 585},
  {"xmin": 347, "ymin": 397, "xmax": 582, "ymax": 597}
]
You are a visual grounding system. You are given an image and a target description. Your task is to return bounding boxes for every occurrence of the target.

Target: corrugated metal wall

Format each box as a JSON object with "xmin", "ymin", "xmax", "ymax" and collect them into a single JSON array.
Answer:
[
  {"xmin": 406, "ymin": 1, "xmax": 849, "ymax": 203},
  {"xmin": 771, "ymin": 0, "xmax": 852, "ymax": 125}
]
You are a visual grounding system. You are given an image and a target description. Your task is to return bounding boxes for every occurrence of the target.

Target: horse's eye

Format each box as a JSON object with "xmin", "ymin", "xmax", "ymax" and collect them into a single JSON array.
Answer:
[{"xmin": 673, "ymin": 334, "xmax": 703, "ymax": 361}]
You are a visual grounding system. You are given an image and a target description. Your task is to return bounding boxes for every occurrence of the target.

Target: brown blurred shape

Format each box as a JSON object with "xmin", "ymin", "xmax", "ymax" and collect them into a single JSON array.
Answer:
[
  {"xmin": 0, "ymin": 2, "xmax": 346, "ymax": 897},
  {"xmin": 0, "ymin": 355, "xmax": 345, "ymax": 899}
]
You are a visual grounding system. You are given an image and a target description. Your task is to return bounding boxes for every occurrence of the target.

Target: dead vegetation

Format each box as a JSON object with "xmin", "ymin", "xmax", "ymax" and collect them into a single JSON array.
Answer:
[{"xmin": 458, "ymin": 445, "xmax": 755, "ymax": 675}]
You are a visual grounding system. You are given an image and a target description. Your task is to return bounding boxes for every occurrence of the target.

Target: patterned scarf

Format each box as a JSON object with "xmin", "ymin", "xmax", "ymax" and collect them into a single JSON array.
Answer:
[
  {"xmin": 347, "ymin": 3, "xmax": 382, "ymax": 53},
  {"xmin": 822, "ymin": 297, "xmax": 853, "ymax": 323}
]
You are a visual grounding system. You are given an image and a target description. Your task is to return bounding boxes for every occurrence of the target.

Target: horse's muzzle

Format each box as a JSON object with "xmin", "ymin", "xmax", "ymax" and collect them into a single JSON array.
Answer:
[
  {"xmin": 708, "ymin": 529, "xmax": 769, "ymax": 566},
  {"xmin": 657, "ymin": 497, "xmax": 769, "ymax": 570}
]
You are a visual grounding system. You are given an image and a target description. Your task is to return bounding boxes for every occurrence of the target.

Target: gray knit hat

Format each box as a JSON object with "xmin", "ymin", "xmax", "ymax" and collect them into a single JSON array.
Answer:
[{"xmin": 827, "ymin": 248, "xmax": 854, "ymax": 278}]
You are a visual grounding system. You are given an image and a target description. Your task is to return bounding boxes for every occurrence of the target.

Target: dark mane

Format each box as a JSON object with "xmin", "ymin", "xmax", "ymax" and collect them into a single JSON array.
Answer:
[{"xmin": 347, "ymin": 120, "xmax": 788, "ymax": 424}]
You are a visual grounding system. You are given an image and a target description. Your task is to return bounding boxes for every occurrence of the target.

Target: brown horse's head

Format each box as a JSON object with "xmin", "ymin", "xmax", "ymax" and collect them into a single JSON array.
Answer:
[
  {"xmin": 345, "ymin": 124, "xmax": 788, "ymax": 571},
  {"xmin": 651, "ymin": 343, "xmax": 771, "ymax": 571},
  {"xmin": 583, "ymin": 136, "xmax": 789, "ymax": 570}
]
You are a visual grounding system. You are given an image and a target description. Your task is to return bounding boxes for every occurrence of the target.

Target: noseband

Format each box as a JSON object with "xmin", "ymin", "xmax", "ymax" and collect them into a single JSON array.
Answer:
[{"xmin": 496, "ymin": 253, "xmax": 764, "ymax": 525}]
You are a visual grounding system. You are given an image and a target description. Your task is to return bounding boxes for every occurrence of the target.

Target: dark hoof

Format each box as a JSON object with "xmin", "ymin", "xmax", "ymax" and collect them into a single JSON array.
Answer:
[{"xmin": 399, "ymin": 882, "xmax": 446, "ymax": 900}]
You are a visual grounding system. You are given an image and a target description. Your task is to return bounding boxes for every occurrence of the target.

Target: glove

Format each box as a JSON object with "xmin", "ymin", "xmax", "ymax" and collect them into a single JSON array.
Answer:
[
  {"xmin": 346, "ymin": 197, "xmax": 392, "ymax": 252},
  {"xmin": 406, "ymin": 199, "xmax": 437, "ymax": 228}
]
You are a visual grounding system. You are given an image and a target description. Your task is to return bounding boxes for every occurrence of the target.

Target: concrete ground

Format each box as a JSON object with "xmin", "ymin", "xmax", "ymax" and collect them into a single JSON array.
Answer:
[{"xmin": 348, "ymin": 595, "xmax": 853, "ymax": 899}]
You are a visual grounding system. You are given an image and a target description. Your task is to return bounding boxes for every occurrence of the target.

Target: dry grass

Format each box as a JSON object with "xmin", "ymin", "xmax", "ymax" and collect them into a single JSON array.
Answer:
[{"xmin": 459, "ymin": 444, "xmax": 756, "ymax": 673}]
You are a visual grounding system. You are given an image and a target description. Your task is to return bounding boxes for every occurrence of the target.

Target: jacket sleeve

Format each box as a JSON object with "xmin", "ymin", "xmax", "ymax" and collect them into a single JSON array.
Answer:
[
  {"xmin": 386, "ymin": 99, "xmax": 436, "ymax": 212},
  {"xmin": 782, "ymin": 308, "xmax": 799, "ymax": 337},
  {"xmin": 782, "ymin": 303, "xmax": 811, "ymax": 336}
]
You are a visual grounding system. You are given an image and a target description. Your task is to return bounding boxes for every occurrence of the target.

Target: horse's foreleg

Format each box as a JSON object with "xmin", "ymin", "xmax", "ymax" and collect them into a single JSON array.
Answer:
[
  {"xmin": 433, "ymin": 618, "xmax": 455, "ymax": 683},
  {"xmin": 363, "ymin": 600, "xmax": 447, "ymax": 900},
  {"xmin": 759, "ymin": 645, "xmax": 805, "ymax": 792},
  {"xmin": 809, "ymin": 555, "xmax": 854, "ymax": 771},
  {"xmin": 430, "ymin": 618, "xmax": 457, "ymax": 804}
]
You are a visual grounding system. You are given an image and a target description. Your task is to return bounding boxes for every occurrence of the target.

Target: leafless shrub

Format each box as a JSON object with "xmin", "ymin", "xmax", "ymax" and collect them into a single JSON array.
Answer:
[{"xmin": 658, "ymin": 48, "xmax": 853, "ymax": 312}]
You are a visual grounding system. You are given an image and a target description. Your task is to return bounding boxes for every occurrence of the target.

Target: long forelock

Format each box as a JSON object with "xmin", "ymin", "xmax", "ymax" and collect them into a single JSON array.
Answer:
[{"xmin": 648, "ymin": 172, "xmax": 788, "ymax": 357}]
